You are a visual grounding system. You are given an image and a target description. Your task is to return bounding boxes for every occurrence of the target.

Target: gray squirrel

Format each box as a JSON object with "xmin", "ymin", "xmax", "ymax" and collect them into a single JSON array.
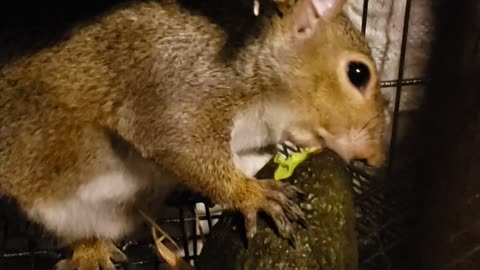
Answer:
[{"xmin": 0, "ymin": 0, "xmax": 388, "ymax": 269}]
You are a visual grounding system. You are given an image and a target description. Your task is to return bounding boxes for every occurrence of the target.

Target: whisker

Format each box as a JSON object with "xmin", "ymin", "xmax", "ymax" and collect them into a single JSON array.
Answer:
[
  {"xmin": 355, "ymin": 125, "xmax": 385, "ymax": 143},
  {"xmin": 358, "ymin": 115, "xmax": 375, "ymax": 133},
  {"xmin": 367, "ymin": 123, "xmax": 385, "ymax": 133},
  {"xmin": 367, "ymin": 130, "xmax": 387, "ymax": 140},
  {"xmin": 362, "ymin": 113, "xmax": 384, "ymax": 132},
  {"xmin": 368, "ymin": 118, "xmax": 383, "ymax": 130},
  {"xmin": 354, "ymin": 114, "xmax": 380, "ymax": 141},
  {"xmin": 353, "ymin": 112, "xmax": 388, "ymax": 143}
]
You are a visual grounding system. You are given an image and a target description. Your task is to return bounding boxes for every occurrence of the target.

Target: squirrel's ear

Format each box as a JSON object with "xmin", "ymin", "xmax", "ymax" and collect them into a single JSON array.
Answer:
[{"xmin": 286, "ymin": 0, "xmax": 346, "ymax": 40}]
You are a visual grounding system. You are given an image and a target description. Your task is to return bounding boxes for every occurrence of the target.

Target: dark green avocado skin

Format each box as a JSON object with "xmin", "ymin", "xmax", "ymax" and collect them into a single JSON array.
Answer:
[{"xmin": 196, "ymin": 150, "xmax": 358, "ymax": 270}]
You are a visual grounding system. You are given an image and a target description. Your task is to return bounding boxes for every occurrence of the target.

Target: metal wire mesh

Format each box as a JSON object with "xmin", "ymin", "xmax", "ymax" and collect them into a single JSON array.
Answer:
[
  {"xmin": 0, "ymin": 0, "xmax": 426, "ymax": 269},
  {"xmin": 0, "ymin": 168, "xmax": 417, "ymax": 270}
]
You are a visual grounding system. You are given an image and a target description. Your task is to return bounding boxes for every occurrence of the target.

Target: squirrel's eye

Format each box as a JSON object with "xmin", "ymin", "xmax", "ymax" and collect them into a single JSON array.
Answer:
[{"xmin": 347, "ymin": 61, "xmax": 370, "ymax": 91}]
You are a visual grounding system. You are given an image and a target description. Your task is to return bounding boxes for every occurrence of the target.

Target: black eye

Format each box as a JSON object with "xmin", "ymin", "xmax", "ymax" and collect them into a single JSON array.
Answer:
[{"xmin": 347, "ymin": 61, "xmax": 370, "ymax": 90}]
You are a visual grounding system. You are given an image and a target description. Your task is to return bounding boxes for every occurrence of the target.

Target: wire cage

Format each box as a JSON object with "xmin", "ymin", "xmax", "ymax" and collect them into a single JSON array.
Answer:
[{"xmin": 0, "ymin": 0, "xmax": 432, "ymax": 269}]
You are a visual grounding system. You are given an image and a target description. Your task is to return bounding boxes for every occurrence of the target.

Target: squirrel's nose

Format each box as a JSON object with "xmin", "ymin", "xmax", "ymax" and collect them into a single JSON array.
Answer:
[
  {"xmin": 360, "ymin": 142, "xmax": 386, "ymax": 168},
  {"xmin": 366, "ymin": 152, "xmax": 385, "ymax": 168},
  {"xmin": 350, "ymin": 151, "xmax": 386, "ymax": 176}
]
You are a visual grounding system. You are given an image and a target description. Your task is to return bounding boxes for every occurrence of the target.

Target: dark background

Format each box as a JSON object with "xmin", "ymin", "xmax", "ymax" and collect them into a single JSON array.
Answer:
[{"xmin": 411, "ymin": 0, "xmax": 480, "ymax": 269}]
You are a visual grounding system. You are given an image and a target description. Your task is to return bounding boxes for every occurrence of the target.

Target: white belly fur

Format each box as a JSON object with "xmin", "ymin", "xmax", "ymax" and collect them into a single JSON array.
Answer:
[
  {"xmin": 232, "ymin": 152, "xmax": 274, "ymax": 178},
  {"xmin": 27, "ymin": 171, "xmax": 146, "ymax": 242}
]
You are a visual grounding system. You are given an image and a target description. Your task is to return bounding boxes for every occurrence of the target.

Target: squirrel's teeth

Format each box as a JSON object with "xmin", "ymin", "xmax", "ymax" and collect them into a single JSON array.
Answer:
[{"xmin": 276, "ymin": 142, "xmax": 302, "ymax": 160}]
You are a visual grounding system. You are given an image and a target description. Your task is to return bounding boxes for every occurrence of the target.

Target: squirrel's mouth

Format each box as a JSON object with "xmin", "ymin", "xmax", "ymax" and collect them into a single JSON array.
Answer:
[
  {"xmin": 286, "ymin": 126, "xmax": 385, "ymax": 173},
  {"xmin": 278, "ymin": 139, "xmax": 385, "ymax": 178},
  {"xmin": 316, "ymin": 127, "xmax": 386, "ymax": 170}
]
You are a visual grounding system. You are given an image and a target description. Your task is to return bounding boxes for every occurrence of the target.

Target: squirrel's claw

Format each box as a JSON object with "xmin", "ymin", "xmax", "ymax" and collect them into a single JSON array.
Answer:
[
  {"xmin": 53, "ymin": 240, "xmax": 127, "ymax": 270},
  {"xmin": 244, "ymin": 210, "xmax": 259, "ymax": 240},
  {"xmin": 241, "ymin": 180, "xmax": 305, "ymax": 241}
]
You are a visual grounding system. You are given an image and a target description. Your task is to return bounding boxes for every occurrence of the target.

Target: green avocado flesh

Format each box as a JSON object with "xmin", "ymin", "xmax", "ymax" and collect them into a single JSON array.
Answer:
[{"xmin": 196, "ymin": 150, "xmax": 358, "ymax": 270}]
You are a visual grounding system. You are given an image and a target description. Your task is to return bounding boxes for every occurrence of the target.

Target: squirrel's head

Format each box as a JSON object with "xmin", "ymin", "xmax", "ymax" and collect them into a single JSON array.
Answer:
[{"xmin": 265, "ymin": 0, "xmax": 388, "ymax": 168}]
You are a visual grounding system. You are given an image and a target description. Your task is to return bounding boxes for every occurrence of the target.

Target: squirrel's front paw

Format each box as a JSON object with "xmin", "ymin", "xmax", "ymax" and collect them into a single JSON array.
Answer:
[
  {"xmin": 239, "ymin": 180, "xmax": 306, "ymax": 241},
  {"xmin": 53, "ymin": 239, "xmax": 127, "ymax": 270}
]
